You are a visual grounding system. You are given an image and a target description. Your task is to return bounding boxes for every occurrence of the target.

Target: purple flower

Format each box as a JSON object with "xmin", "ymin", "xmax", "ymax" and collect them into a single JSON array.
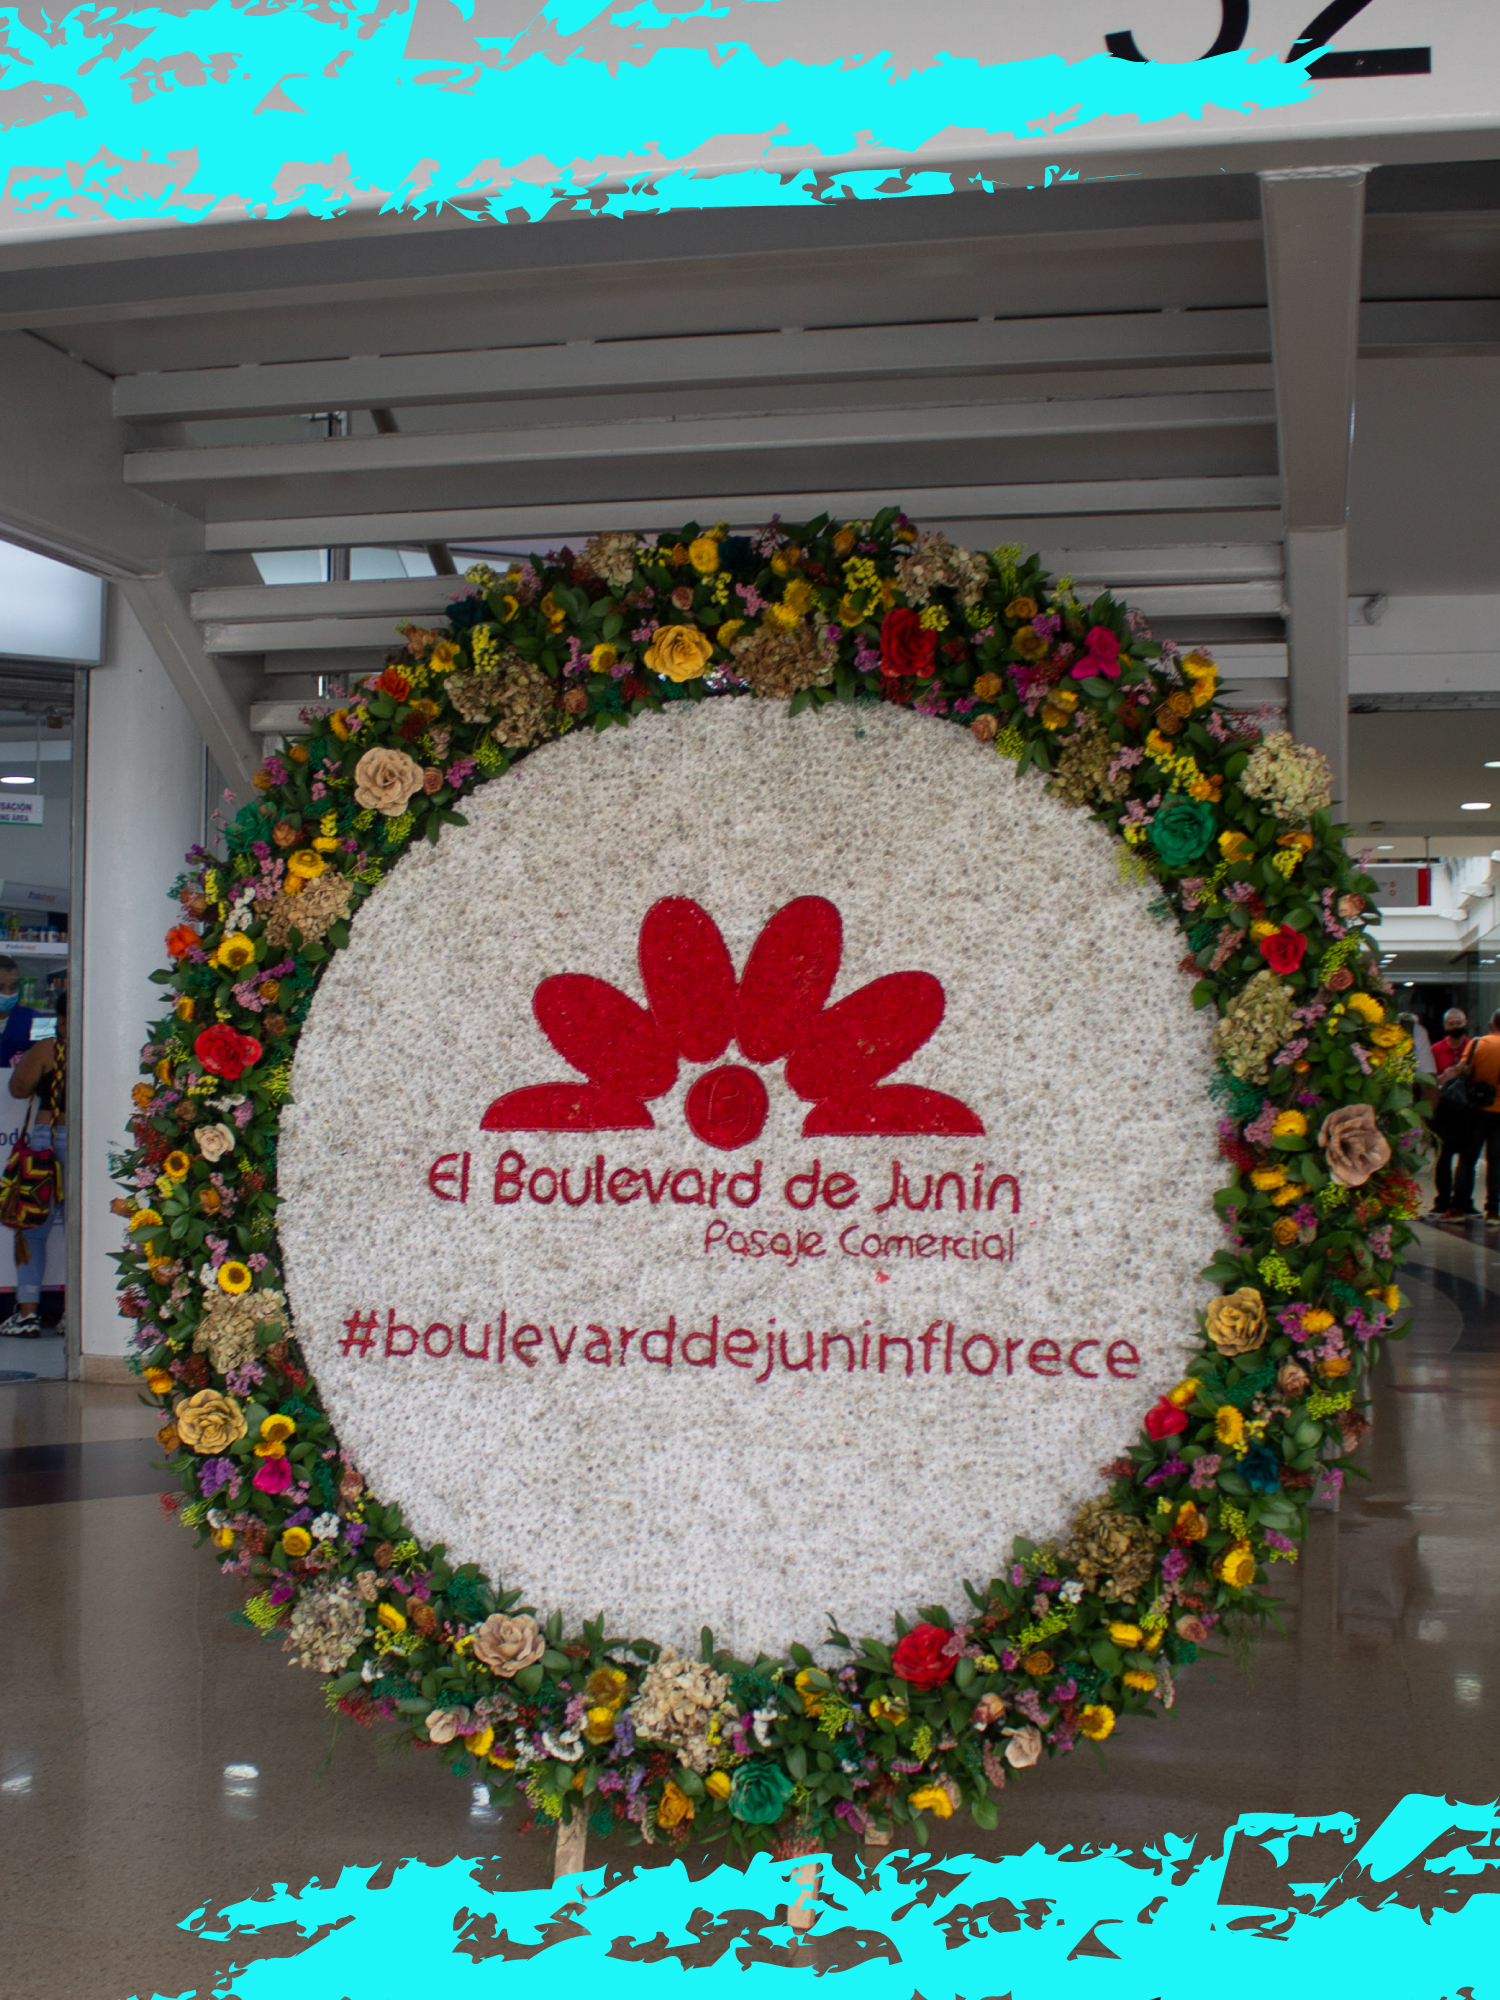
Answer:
[
  {"xmin": 1189, "ymin": 1453, "xmax": 1222, "ymax": 1491},
  {"xmin": 1161, "ymin": 1546, "xmax": 1189, "ymax": 1582},
  {"xmin": 344, "ymin": 1521, "xmax": 366, "ymax": 1547},
  {"xmin": 286, "ymin": 1506, "xmax": 314, "ymax": 1528},
  {"xmin": 268, "ymin": 1576, "xmax": 295, "ymax": 1606},
  {"xmin": 1009, "ymin": 1563, "xmax": 1025, "ymax": 1586},
  {"xmin": 1262, "ymin": 1530, "xmax": 1296, "ymax": 1551},
  {"xmin": 1001, "ymin": 1648, "xmax": 1019, "ymax": 1671},
  {"xmin": 199, "ymin": 1456, "xmax": 238, "ymax": 1498},
  {"xmin": 1143, "ymin": 1455, "xmax": 1186, "ymax": 1490},
  {"xmin": 1242, "ymin": 1102, "xmax": 1277, "ymax": 1147},
  {"xmin": 1052, "ymin": 1677, "xmax": 1077, "ymax": 1702}
]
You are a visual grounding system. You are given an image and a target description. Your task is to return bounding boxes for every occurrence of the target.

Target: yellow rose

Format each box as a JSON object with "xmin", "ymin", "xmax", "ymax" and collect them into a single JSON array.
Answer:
[
  {"xmin": 1218, "ymin": 830, "xmax": 1254, "ymax": 863},
  {"xmin": 1320, "ymin": 1355, "xmax": 1352, "ymax": 1377},
  {"xmin": 1078, "ymin": 1704, "xmax": 1115, "ymax": 1741},
  {"xmin": 376, "ymin": 1604, "xmax": 407, "ymax": 1634},
  {"xmin": 1167, "ymin": 1377, "xmax": 1200, "ymax": 1408},
  {"xmin": 1181, "ymin": 650, "xmax": 1217, "ymax": 706},
  {"xmin": 1107, "ymin": 1622, "xmax": 1142, "ymax": 1648},
  {"xmin": 706, "ymin": 1769, "xmax": 733, "ymax": 1801},
  {"xmin": 907, "ymin": 1784, "xmax": 954, "ymax": 1819},
  {"xmin": 794, "ymin": 1667, "xmax": 829, "ymax": 1715},
  {"xmin": 464, "ymin": 1726, "xmax": 496, "ymax": 1758},
  {"xmin": 1174, "ymin": 1500, "xmax": 1208, "ymax": 1542},
  {"xmin": 716, "ymin": 619, "xmax": 744, "ymax": 648},
  {"xmin": 1346, "ymin": 992, "xmax": 1384, "ymax": 1024},
  {"xmin": 688, "ymin": 536, "xmax": 720, "ymax": 575},
  {"xmin": 281, "ymin": 1527, "xmax": 313, "ymax": 1559},
  {"xmin": 1215, "ymin": 1405, "xmax": 1245, "ymax": 1447},
  {"xmin": 218, "ymin": 1261, "xmax": 253, "ymax": 1296},
  {"xmin": 832, "ymin": 526, "xmax": 858, "ymax": 558},
  {"xmin": 589, "ymin": 643, "xmax": 619, "ymax": 674},
  {"xmin": 1123, "ymin": 1670, "xmax": 1157, "ymax": 1692},
  {"xmin": 1205, "ymin": 1288, "xmax": 1267, "ymax": 1356},
  {"xmin": 1218, "ymin": 1543, "xmax": 1256, "ymax": 1589},
  {"xmin": 644, "ymin": 624, "xmax": 715, "ymax": 683},
  {"xmin": 1021, "ymin": 1650, "xmax": 1053, "ymax": 1676},
  {"xmin": 173, "ymin": 1389, "xmax": 247, "ymax": 1455},
  {"xmin": 657, "ymin": 1779, "xmax": 695, "ymax": 1829},
  {"xmin": 1271, "ymin": 1110, "xmax": 1308, "ymax": 1138},
  {"xmin": 973, "ymin": 672, "xmax": 1005, "ymax": 703},
  {"xmin": 215, "ymin": 934, "xmax": 256, "ymax": 972}
]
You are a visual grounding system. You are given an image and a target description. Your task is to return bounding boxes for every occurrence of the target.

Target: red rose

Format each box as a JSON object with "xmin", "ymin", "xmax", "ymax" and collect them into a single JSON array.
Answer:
[
  {"xmin": 891, "ymin": 1621, "xmax": 958, "ymax": 1689},
  {"xmin": 377, "ymin": 665, "xmax": 411, "ymax": 701},
  {"xmin": 1259, "ymin": 926, "xmax": 1307, "ymax": 975},
  {"xmin": 195, "ymin": 1026, "xmax": 263, "ymax": 1080},
  {"xmin": 879, "ymin": 608, "xmax": 938, "ymax": 680},
  {"xmin": 1144, "ymin": 1398, "xmax": 1188, "ymax": 1441}
]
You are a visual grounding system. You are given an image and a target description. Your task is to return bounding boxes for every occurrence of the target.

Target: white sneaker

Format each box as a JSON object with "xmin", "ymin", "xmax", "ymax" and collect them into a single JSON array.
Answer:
[{"xmin": 0, "ymin": 1309, "xmax": 44, "ymax": 1338}]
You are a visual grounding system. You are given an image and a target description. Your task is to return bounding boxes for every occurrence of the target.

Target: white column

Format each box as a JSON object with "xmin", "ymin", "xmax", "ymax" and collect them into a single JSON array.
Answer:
[
  {"xmin": 77, "ymin": 589, "xmax": 204, "ymax": 1369},
  {"xmin": 1259, "ymin": 166, "xmax": 1369, "ymax": 810}
]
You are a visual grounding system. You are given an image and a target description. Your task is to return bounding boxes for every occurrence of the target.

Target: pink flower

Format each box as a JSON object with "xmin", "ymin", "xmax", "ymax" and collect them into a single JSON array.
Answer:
[
  {"xmin": 1072, "ymin": 626, "xmax": 1122, "ymax": 678},
  {"xmin": 252, "ymin": 1456, "xmax": 292, "ymax": 1495}
]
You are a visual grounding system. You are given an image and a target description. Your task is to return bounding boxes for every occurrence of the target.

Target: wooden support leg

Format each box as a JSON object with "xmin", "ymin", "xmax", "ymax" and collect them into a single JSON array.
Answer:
[{"xmin": 553, "ymin": 1812, "xmax": 588, "ymax": 1882}]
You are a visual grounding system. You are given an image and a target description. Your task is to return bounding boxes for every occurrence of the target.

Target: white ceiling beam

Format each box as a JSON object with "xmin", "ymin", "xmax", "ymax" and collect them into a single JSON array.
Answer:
[
  {"xmin": 125, "ymin": 391, "xmax": 1275, "ymax": 491},
  {"xmin": 0, "ymin": 332, "xmax": 202, "ymax": 579},
  {"xmin": 192, "ymin": 576, "xmax": 468, "ymax": 622},
  {"xmin": 1261, "ymin": 166, "xmax": 1368, "ymax": 806},
  {"xmin": 114, "ymin": 311, "xmax": 1275, "ymax": 422},
  {"xmin": 119, "ymin": 573, "xmax": 263, "ymax": 795},
  {"xmin": 204, "ymin": 477, "xmax": 1282, "ymax": 552}
]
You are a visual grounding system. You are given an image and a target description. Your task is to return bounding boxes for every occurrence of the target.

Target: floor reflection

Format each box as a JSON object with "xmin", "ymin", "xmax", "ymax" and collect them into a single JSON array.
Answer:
[{"xmin": 2, "ymin": 1231, "xmax": 1498, "ymax": 1998}]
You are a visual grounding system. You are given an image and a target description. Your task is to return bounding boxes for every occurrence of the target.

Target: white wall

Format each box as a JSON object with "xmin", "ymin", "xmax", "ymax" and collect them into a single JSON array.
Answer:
[{"xmin": 78, "ymin": 591, "xmax": 203, "ymax": 1360}]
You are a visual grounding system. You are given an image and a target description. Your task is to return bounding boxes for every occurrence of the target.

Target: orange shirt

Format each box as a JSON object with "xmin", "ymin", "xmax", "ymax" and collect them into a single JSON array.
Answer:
[{"xmin": 1466, "ymin": 1035, "xmax": 1500, "ymax": 1113}]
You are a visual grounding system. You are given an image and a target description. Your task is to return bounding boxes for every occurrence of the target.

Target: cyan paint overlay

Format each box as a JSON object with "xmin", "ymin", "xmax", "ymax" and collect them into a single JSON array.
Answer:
[
  {"xmin": 134, "ymin": 1793, "xmax": 1499, "ymax": 1999},
  {"xmin": 0, "ymin": 0, "xmax": 1326, "ymax": 230}
]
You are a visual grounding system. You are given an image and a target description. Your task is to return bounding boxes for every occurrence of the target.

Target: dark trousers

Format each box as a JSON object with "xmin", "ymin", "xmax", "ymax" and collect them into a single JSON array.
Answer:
[
  {"xmin": 1436, "ymin": 1132, "xmax": 1465, "ymax": 1210},
  {"xmin": 1455, "ymin": 1113, "xmax": 1500, "ymax": 1217}
]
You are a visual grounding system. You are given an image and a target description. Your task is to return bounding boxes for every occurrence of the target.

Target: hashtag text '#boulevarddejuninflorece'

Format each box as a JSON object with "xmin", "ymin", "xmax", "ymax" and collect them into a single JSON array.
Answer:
[{"xmin": 335, "ymin": 1310, "xmax": 1144, "ymax": 1385}]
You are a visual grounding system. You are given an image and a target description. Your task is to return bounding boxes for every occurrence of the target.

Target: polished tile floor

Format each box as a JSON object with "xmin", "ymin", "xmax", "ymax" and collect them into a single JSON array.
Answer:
[{"xmin": 2, "ymin": 1219, "xmax": 1498, "ymax": 1999}]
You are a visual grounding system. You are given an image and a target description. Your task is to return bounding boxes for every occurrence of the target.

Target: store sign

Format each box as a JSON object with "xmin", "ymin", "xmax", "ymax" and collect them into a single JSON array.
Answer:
[
  {"xmin": 0, "ymin": 799, "xmax": 44, "ymax": 826},
  {"xmin": 280, "ymin": 703, "xmax": 1221, "ymax": 1658}
]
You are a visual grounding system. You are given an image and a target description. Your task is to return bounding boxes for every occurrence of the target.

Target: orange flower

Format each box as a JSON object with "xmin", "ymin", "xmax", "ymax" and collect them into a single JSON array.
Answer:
[
  {"xmin": 377, "ymin": 665, "xmax": 411, "ymax": 701},
  {"xmin": 165, "ymin": 924, "xmax": 199, "ymax": 961}
]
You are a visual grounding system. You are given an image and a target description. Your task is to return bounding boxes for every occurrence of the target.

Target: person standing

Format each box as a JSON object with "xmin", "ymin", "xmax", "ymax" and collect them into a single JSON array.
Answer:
[
  {"xmin": 1428, "ymin": 1007, "xmax": 1473, "ymax": 1220},
  {"xmin": 1453, "ymin": 1010, "xmax": 1500, "ymax": 1228},
  {"xmin": 0, "ymin": 953, "xmax": 35, "ymax": 1071},
  {"xmin": 0, "ymin": 991, "xmax": 64, "ymax": 1337}
]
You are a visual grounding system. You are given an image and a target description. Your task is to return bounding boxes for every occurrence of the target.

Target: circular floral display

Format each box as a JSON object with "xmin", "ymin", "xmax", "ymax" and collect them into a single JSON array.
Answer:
[
  {"xmin": 279, "ymin": 698, "xmax": 1222, "ymax": 1658},
  {"xmin": 118, "ymin": 513, "xmax": 1417, "ymax": 1847}
]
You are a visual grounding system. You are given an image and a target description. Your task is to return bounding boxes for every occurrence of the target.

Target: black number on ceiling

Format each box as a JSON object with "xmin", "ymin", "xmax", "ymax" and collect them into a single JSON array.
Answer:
[{"xmin": 1106, "ymin": 0, "xmax": 1431, "ymax": 76}]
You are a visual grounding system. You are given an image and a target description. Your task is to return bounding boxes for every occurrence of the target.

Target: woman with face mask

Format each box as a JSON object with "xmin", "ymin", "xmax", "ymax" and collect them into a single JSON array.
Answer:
[
  {"xmin": 0, "ymin": 953, "xmax": 35, "ymax": 1071},
  {"xmin": 2, "ymin": 989, "xmax": 63, "ymax": 1338}
]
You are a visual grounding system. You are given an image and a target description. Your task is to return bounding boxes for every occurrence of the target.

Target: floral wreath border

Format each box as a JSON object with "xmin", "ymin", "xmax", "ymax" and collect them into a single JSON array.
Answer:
[{"xmin": 116, "ymin": 510, "xmax": 1419, "ymax": 1850}]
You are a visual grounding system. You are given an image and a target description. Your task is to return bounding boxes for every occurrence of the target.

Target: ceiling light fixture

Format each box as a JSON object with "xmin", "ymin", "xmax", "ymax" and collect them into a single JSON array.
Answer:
[
  {"xmin": 1462, "ymin": 802, "xmax": 1492, "ymax": 811},
  {"xmin": 1486, "ymin": 761, "xmax": 1500, "ymax": 769},
  {"xmin": 0, "ymin": 774, "xmax": 33, "ymax": 786}
]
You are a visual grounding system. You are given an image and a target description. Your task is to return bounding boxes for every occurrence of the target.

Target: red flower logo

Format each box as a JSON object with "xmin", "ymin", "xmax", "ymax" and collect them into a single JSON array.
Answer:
[{"xmin": 481, "ymin": 896, "xmax": 984, "ymax": 1150}]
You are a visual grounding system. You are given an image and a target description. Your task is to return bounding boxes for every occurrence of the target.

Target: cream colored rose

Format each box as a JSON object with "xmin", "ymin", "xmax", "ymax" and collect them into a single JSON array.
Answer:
[
  {"xmin": 173, "ymin": 1389, "xmax": 247, "ymax": 1454},
  {"xmin": 644, "ymin": 624, "xmax": 714, "ymax": 683},
  {"xmin": 1003, "ymin": 1725, "xmax": 1043, "ymax": 1769},
  {"xmin": 471, "ymin": 1612, "xmax": 544, "ymax": 1677},
  {"xmin": 1205, "ymin": 1287, "xmax": 1267, "ymax": 1357},
  {"xmin": 425, "ymin": 1705, "xmax": 472, "ymax": 1744},
  {"xmin": 194, "ymin": 1122, "xmax": 235, "ymax": 1162},
  {"xmin": 353, "ymin": 746, "xmax": 425, "ymax": 816},
  {"xmin": 1319, "ymin": 1102, "xmax": 1392, "ymax": 1187}
]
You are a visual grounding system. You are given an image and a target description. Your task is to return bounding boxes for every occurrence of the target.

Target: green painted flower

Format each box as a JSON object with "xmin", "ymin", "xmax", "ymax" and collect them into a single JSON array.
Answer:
[
  {"xmin": 728, "ymin": 1759, "xmax": 795, "ymax": 1826},
  {"xmin": 1148, "ymin": 794, "xmax": 1217, "ymax": 868}
]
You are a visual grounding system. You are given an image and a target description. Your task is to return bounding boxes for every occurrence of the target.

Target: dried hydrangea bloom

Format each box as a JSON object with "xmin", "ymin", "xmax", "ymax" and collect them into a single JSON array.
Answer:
[
  {"xmin": 1213, "ymin": 968, "xmax": 1296, "ymax": 1082},
  {"xmin": 282, "ymin": 1580, "xmax": 370, "ymax": 1674},
  {"xmin": 1047, "ymin": 715, "xmax": 1132, "ymax": 809},
  {"xmin": 894, "ymin": 531, "xmax": 990, "ymax": 609},
  {"xmin": 192, "ymin": 1286, "xmax": 287, "ymax": 1374},
  {"xmin": 1239, "ymin": 731, "xmax": 1334, "ymax": 821},
  {"xmin": 730, "ymin": 622, "xmax": 833, "ymax": 699},
  {"xmin": 579, "ymin": 530, "xmax": 644, "ymax": 593},
  {"xmin": 627, "ymin": 1647, "xmax": 731, "ymax": 1772},
  {"xmin": 491, "ymin": 655, "xmax": 565, "ymax": 750},
  {"xmin": 264, "ymin": 871, "xmax": 353, "ymax": 950},
  {"xmin": 1062, "ymin": 1498, "xmax": 1157, "ymax": 1602}
]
